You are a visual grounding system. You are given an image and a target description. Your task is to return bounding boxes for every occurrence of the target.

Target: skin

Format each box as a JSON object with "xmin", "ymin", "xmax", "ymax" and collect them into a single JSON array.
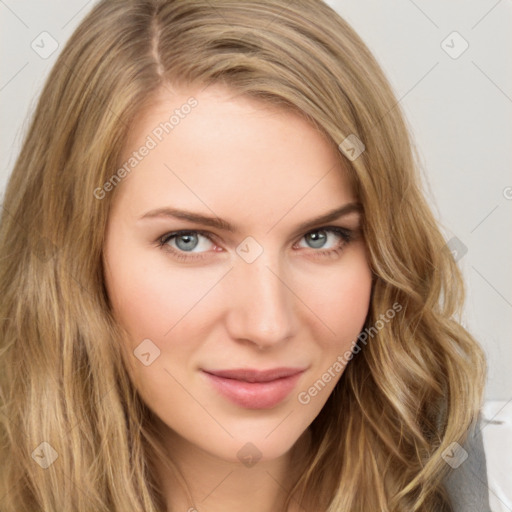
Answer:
[{"xmin": 103, "ymin": 84, "xmax": 373, "ymax": 512}]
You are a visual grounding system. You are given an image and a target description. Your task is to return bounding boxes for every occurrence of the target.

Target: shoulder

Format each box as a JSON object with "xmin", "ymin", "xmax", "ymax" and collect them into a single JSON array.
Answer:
[{"xmin": 443, "ymin": 416, "xmax": 492, "ymax": 512}]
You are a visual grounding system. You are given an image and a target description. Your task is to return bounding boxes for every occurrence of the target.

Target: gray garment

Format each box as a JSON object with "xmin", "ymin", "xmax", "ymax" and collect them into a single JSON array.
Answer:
[{"xmin": 443, "ymin": 417, "xmax": 492, "ymax": 512}]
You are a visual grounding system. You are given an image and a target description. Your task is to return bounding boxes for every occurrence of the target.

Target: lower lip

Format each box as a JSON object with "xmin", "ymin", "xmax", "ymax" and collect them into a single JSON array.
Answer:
[{"xmin": 202, "ymin": 371, "xmax": 303, "ymax": 409}]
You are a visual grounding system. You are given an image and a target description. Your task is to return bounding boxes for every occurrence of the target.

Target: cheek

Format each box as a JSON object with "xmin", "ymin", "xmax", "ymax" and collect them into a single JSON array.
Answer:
[
  {"xmin": 103, "ymin": 244, "xmax": 208, "ymax": 409},
  {"xmin": 292, "ymin": 253, "xmax": 372, "ymax": 408},
  {"xmin": 104, "ymin": 242, "xmax": 212, "ymax": 346},
  {"xmin": 103, "ymin": 235, "xmax": 232, "ymax": 398},
  {"xmin": 298, "ymin": 252, "xmax": 373, "ymax": 349}
]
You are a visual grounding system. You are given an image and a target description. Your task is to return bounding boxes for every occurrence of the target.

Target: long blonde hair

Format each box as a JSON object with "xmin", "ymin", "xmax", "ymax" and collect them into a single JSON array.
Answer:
[{"xmin": 0, "ymin": 1, "xmax": 486, "ymax": 510}]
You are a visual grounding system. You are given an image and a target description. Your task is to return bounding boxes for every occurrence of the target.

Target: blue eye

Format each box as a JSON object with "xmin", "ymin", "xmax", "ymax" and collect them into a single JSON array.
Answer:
[
  {"xmin": 159, "ymin": 230, "xmax": 215, "ymax": 258},
  {"xmin": 158, "ymin": 226, "xmax": 354, "ymax": 262},
  {"xmin": 170, "ymin": 232, "xmax": 201, "ymax": 251},
  {"xmin": 299, "ymin": 228, "xmax": 351, "ymax": 250}
]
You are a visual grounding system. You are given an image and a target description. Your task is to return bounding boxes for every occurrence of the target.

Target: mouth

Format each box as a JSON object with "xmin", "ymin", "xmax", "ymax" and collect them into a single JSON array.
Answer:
[{"xmin": 201, "ymin": 367, "xmax": 306, "ymax": 409}]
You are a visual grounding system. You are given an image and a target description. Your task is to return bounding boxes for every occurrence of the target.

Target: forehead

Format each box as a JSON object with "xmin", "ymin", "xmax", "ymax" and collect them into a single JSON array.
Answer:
[{"xmin": 112, "ymin": 84, "xmax": 356, "ymax": 227}]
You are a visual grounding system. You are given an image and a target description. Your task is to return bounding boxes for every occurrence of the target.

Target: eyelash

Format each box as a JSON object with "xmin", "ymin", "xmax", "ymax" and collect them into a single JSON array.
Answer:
[{"xmin": 157, "ymin": 226, "xmax": 355, "ymax": 262}]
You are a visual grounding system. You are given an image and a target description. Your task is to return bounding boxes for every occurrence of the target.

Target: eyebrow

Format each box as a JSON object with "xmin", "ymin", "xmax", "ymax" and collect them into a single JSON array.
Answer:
[{"xmin": 139, "ymin": 202, "xmax": 362, "ymax": 234}]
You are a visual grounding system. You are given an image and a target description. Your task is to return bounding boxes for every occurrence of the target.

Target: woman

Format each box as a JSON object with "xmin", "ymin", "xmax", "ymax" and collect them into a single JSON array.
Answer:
[{"xmin": 0, "ymin": 1, "xmax": 490, "ymax": 510}]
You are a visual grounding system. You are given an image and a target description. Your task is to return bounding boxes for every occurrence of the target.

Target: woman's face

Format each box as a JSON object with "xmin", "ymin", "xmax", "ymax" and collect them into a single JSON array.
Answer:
[{"xmin": 103, "ymin": 84, "xmax": 372, "ymax": 464}]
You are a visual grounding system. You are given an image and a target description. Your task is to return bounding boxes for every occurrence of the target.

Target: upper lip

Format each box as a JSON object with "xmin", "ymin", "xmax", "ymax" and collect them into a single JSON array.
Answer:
[{"xmin": 202, "ymin": 367, "xmax": 306, "ymax": 383}]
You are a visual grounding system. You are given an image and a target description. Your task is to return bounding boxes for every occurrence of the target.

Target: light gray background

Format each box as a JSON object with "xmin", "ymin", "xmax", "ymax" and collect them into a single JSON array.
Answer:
[{"xmin": 1, "ymin": 0, "xmax": 511, "ymax": 401}]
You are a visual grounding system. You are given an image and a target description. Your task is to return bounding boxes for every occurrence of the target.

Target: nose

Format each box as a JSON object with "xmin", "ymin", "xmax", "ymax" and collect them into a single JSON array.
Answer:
[{"xmin": 224, "ymin": 250, "xmax": 297, "ymax": 349}]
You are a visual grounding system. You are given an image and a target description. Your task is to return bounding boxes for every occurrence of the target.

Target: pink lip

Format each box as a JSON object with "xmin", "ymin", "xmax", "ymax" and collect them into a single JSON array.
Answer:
[{"xmin": 202, "ymin": 367, "xmax": 306, "ymax": 409}]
